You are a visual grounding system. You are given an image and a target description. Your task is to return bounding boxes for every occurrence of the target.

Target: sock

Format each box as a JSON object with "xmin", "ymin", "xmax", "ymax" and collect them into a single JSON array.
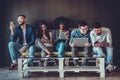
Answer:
[{"xmin": 12, "ymin": 60, "xmax": 17, "ymax": 64}]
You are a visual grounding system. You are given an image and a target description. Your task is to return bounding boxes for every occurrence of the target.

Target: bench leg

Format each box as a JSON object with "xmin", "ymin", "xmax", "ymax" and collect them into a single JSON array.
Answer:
[
  {"xmin": 59, "ymin": 58, "xmax": 64, "ymax": 78},
  {"xmin": 99, "ymin": 58, "xmax": 105, "ymax": 78},
  {"xmin": 59, "ymin": 71, "xmax": 64, "ymax": 78},
  {"xmin": 18, "ymin": 58, "xmax": 24, "ymax": 78}
]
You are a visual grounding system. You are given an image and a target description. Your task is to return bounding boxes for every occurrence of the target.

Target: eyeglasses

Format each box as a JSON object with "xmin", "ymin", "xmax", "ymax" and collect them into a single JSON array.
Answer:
[{"xmin": 80, "ymin": 28, "xmax": 88, "ymax": 31}]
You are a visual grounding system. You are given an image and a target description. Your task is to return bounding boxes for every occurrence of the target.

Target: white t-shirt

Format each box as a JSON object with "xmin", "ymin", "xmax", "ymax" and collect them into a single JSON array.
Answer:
[
  {"xmin": 90, "ymin": 27, "xmax": 112, "ymax": 46},
  {"xmin": 22, "ymin": 29, "xmax": 27, "ymax": 45}
]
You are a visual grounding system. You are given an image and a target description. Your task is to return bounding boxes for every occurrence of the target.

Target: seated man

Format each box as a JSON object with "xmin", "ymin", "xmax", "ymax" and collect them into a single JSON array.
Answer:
[
  {"xmin": 8, "ymin": 15, "xmax": 36, "ymax": 70},
  {"xmin": 69, "ymin": 21, "xmax": 92, "ymax": 66},
  {"xmin": 90, "ymin": 22, "xmax": 113, "ymax": 71}
]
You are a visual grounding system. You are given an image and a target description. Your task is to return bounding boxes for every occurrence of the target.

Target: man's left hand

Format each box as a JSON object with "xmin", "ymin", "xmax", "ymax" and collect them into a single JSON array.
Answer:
[{"xmin": 19, "ymin": 46, "xmax": 28, "ymax": 53}]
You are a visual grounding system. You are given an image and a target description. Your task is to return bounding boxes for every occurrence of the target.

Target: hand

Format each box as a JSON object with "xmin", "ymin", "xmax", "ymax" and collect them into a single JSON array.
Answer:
[
  {"xmin": 69, "ymin": 43, "xmax": 76, "ymax": 47},
  {"xmin": 10, "ymin": 21, "xmax": 15, "ymax": 35},
  {"xmin": 41, "ymin": 39, "xmax": 45, "ymax": 42},
  {"xmin": 94, "ymin": 42, "xmax": 103, "ymax": 47},
  {"xmin": 45, "ymin": 39, "xmax": 50, "ymax": 43},
  {"xmin": 64, "ymin": 31, "xmax": 69, "ymax": 39},
  {"xmin": 85, "ymin": 43, "xmax": 91, "ymax": 47},
  {"xmin": 19, "ymin": 46, "xmax": 28, "ymax": 53}
]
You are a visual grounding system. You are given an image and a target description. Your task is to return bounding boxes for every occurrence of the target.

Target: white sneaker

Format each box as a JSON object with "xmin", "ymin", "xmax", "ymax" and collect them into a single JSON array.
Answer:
[
  {"xmin": 106, "ymin": 64, "xmax": 114, "ymax": 72},
  {"xmin": 93, "ymin": 55, "xmax": 98, "ymax": 57}
]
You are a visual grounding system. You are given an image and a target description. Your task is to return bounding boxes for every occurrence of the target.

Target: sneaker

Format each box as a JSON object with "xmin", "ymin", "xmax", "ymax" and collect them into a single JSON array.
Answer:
[
  {"xmin": 9, "ymin": 63, "xmax": 17, "ymax": 70},
  {"xmin": 93, "ymin": 55, "xmax": 98, "ymax": 57},
  {"xmin": 28, "ymin": 62, "xmax": 33, "ymax": 67},
  {"xmin": 46, "ymin": 54, "xmax": 51, "ymax": 57},
  {"xmin": 106, "ymin": 64, "xmax": 114, "ymax": 72}
]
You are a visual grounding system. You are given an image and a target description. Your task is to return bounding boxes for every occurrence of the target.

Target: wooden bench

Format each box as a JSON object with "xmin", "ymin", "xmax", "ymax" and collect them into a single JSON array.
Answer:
[{"xmin": 18, "ymin": 57, "xmax": 105, "ymax": 78}]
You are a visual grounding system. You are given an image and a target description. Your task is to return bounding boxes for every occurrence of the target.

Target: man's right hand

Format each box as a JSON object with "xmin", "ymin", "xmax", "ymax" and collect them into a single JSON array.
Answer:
[
  {"xmin": 10, "ymin": 21, "xmax": 15, "ymax": 35},
  {"xmin": 69, "ymin": 43, "xmax": 76, "ymax": 47},
  {"xmin": 19, "ymin": 46, "xmax": 28, "ymax": 53}
]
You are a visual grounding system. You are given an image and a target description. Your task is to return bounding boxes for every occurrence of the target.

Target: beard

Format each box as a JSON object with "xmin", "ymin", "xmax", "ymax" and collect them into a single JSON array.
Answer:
[
  {"xmin": 96, "ymin": 32, "xmax": 101, "ymax": 35},
  {"xmin": 18, "ymin": 21, "xmax": 25, "ymax": 26}
]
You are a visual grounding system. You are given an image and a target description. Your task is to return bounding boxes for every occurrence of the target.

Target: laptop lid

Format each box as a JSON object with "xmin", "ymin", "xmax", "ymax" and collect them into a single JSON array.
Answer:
[
  {"xmin": 59, "ymin": 32, "xmax": 66, "ymax": 39},
  {"xmin": 73, "ymin": 38, "xmax": 88, "ymax": 47}
]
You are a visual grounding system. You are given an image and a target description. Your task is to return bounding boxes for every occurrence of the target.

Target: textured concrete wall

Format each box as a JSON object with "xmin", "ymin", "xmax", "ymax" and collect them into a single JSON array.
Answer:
[{"xmin": 0, "ymin": 0, "xmax": 120, "ymax": 66}]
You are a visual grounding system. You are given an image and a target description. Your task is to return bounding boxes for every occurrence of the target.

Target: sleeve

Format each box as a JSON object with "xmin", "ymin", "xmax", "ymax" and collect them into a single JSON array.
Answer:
[
  {"xmin": 10, "ymin": 27, "xmax": 17, "ymax": 42},
  {"xmin": 49, "ymin": 32, "xmax": 52, "ymax": 42},
  {"xmin": 52, "ymin": 30, "xmax": 58, "ymax": 44},
  {"xmin": 69, "ymin": 30, "xmax": 74, "ymax": 44},
  {"xmin": 106, "ymin": 28, "xmax": 112, "ymax": 46},
  {"xmin": 27, "ymin": 27, "xmax": 35, "ymax": 46},
  {"xmin": 90, "ymin": 31, "xmax": 97, "ymax": 46}
]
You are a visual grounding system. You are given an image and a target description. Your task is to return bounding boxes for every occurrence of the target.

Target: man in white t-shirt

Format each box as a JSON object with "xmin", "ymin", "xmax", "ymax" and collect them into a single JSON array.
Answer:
[{"xmin": 90, "ymin": 22, "xmax": 114, "ymax": 72}]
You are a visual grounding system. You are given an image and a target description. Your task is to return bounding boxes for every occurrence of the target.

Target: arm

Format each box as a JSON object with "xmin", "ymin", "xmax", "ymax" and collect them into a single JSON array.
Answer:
[
  {"xmin": 90, "ymin": 31, "xmax": 97, "ymax": 46},
  {"xmin": 64, "ymin": 30, "xmax": 70, "ymax": 45},
  {"xmin": 69, "ymin": 30, "xmax": 76, "ymax": 47},
  {"xmin": 52, "ymin": 30, "xmax": 59, "ymax": 44},
  {"xmin": 106, "ymin": 28, "xmax": 112, "ymax": 46},
  {"xmin": 10, "ymin": 27, "xmax": 17, "ymax": 42},
  {"xmin": 49, "ymin": 32, "xmax": 52, "ymax": 43},
  {"xmin": 9, "ymin": 21, "xmax": 17, "ymax": 42}
]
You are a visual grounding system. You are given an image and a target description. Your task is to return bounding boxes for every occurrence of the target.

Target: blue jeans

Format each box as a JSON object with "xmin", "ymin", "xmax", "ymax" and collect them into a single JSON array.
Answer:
[
  {"xmin": 93, "ymin": 47, "xmax": 113, "ymax": 64},
  {"xmin": 8, "ymin": 42, "xmax": 36, "ymax": 63},
  {"xmin": 71, "ymin": 47, "xmax": 92, "ymax": 65},
  {"xmin": 55, "ymin": 42, "xmax": 65, "ymax": 57}
]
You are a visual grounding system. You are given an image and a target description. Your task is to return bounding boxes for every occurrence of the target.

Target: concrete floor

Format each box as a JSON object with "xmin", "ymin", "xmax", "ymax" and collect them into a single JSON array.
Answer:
[{"xmin": 0, "ymin": 67, "xmax": 120, "ymax": 80}]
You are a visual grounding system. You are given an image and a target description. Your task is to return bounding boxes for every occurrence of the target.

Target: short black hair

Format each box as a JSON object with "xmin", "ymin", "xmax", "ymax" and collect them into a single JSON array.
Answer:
[
  {"xmin": 92, "ymin": 22, "xmax": 102, "ymax": 28},
  {"xmin": 78, "ymin": 20, "xmax": 88, "ymax": 27},
  {"xmin": 18, "ymin": 15, "xmax": 26, "ymax": 18}
]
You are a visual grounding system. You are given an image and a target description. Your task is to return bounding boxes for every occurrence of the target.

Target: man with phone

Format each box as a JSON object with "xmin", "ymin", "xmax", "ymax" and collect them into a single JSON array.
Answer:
[
  {"xmin": 90, "ymin": 22, "xmax": 114, "ymax": 72},
  {"xmin": 8, "ymin": 15, "xmax": 36, "ymax": 70}
]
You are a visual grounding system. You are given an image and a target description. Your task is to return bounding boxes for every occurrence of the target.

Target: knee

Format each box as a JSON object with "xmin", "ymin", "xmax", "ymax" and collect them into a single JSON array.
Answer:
[
  {"xmin": 29, "ymin": 46, "xmax": 36, "ymax": 52},
  {"xmin": 59, "ymin": 42, "xmax": 65, "ymax": 47},
  {"xmin": 93, "ymin": 47, "xmax": 102, "ymax": 51},
  {"xmin": 35, "ymin": 38, "xmax": 40, "ymax": 42},
  {"xmin": 106, "ymin": 47, "xmax": 113, "ymax": 51},
  {"xmin": 61, "ymin": 42, "xmax": 65, "ymax": 45},
  {"xmin": 8, "ymin": 42, "xmax": 15, "ymax": 48}
]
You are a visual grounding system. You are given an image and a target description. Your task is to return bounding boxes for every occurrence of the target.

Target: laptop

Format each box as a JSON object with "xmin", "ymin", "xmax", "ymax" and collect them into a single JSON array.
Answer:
[
  {"xmin": 58, "ymin": 32, "xmax": 67, "ymax": 41},
  {"xmin": 73, "ymin": 38, "xmax": 88, "ymax": 47}
]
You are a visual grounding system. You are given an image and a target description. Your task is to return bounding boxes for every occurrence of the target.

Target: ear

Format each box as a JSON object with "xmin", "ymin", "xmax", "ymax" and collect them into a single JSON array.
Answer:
[{"xmin": 25, "ymin": 18, "xmax": 27, "ymax": 22}]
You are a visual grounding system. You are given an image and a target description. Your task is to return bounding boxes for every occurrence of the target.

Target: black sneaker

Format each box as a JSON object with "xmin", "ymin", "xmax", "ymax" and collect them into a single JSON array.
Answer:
[{"xmin": 9, "ymin": 63, "xmax": 17, "ymax": 70}]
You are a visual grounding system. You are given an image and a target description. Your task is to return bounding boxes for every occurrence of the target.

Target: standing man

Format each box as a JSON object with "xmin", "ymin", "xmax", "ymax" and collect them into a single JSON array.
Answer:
[
  {"xmin": 90, "ymin": 22, "xmax": 113, "ymax": 71},
  {"xmin": 8, "ymin": 15, "xmax": 36, "ymax": 70},
  {"xmin": 69, "ymin": 21, "xmax": 91, "ymax": 66}
]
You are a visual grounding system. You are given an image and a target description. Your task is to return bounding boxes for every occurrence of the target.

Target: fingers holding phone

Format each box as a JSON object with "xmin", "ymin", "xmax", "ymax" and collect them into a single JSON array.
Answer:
[{"xmin": 10, "ymin": 21, "xmax": 15, "ymax": 35}]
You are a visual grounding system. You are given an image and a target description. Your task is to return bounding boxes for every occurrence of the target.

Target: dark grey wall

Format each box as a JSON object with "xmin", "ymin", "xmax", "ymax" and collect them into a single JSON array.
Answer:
[
  {"xmin": 0, "ymin": 0, "xmax": 6, "ymax": 67},
  {"xmin": 1, "ymin": 0, "xmax": 120, "ymax": 67}
]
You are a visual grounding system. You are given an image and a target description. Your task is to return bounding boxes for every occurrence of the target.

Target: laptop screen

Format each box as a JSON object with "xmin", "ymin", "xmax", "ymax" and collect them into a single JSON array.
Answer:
[
  {"xmin": 73, "ymin": 38, "xmax": 88, "ymax": 47},
  {"xmin": 59, "ymin": 32, "xmax": 66, "ymax": 39}
]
